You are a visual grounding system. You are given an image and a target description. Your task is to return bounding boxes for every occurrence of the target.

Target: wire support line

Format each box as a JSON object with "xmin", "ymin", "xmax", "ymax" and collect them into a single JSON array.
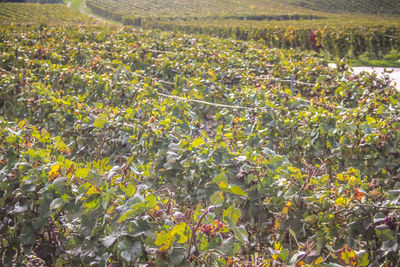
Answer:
[
  {"xmin": 122, "ymin": 68, "xmax": 352, "ymax": 112},
  {"xmin": 354, "ymin": 203, "xmax": 400, "ymax": 210},
  {"xmin": 132, "ymin": 72, "xmax": 175, "ymax": 85},
  {"xmin": 252, "ymin": 76, "xmax": 315, "ymax": 86},
  {"xmin": 157, "ymin": 92, "xmax": 270, "ymax": 112},
  {"xmin": 142, "ymin": 48, "xmax": 180, "ymax": 55}
]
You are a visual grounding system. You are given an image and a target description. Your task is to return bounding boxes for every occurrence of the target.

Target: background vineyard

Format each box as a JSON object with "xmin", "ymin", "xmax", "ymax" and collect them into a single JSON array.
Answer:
[
  {"xmin": 0, "ymin": 2, "xmax": 97, "ymax": 24},
  {"xmin": 1, "ymin": 2, "xmax": 400, "ymax": 267},
  {"xmin": 85, "ymin": 0, "xmax": 400, "ymax": 17},
  {"xmin": 84, "ymin": 0, "xmax": 400, "ymax": 60},
  {"xmin": 288, "ymin": 0, "xmax": 400, "ymax": 15}
]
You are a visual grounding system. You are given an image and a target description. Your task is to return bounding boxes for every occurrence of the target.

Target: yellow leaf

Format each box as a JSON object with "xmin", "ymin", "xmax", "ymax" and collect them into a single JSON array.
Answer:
[
  {"xmin": 366, "ymin": 116, "xmax": 376, "ymax": 124},
  {"xmin": 107, "ymin": 206, "xmax": 115, "ymax": 215},
  {"xmin": 335, "ymin": 197, "xmax": 348, "ymax": 207},
  {"xmin": 313, "ymin": 256, "xmax": 323, "ymax": 265},
  {"xmin": 218, "ymin": 182, "xmax": 229, "ymax": 189},
  {"xmin": 48, "ymin": 164, "xmax": 61, "ymax": 182},
  {"xmin": 171, "ymin": 223, "xmax": 190, "ymax": 243},
  {"xmin": 282, "ymin": 207, "xmax": 289, "ymax": 216},
  {"xmin": 230, "ymin": 186, "xmax": 247, "ymax": 197},
  {"xmin": 339, "ymin": 245, "xmax": 358, "ymax": 266},
  {"xmin": 75, "ymin": 166, "xmax": 91, "ymax": 178},
  {"xmin": 154, "ymin": 230, "xmax": 174, "ymax": 252},
  {"xmin": 274, "ymin": 218, "xmax": 281, "ymax": 230},
  {"xmin": 86, "ymin": 186, "xmax": 100, "ymax": 196},
  {"xmin": 274, "ymin": 241, "xmax": 282, "ymax": 251},
  {"xmin": 191, "ymin": 137, "xmax": 204, "ymax": 148}
]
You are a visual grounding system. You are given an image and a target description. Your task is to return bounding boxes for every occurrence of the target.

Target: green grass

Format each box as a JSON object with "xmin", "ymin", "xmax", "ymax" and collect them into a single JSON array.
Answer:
[
  {"xmin": 69, "ymin": 0, "xmax": 81, "ymax": 10},
  {"xmin": 324, "ymin": 51, "xmax": 400, "ymax": 68},
  {"xmin": 347, "ymin": 58, "xmax": 400, "ymax": 68},
  {"xmin": 65, "ymin": 0, "xmax": 121, "ymax": 25}
]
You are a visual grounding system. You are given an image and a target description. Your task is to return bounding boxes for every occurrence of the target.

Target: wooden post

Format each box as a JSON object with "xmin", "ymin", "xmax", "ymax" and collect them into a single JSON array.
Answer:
[{"xmin": 290, "ymin": 74, "xmax": 294, "ymax": 95}]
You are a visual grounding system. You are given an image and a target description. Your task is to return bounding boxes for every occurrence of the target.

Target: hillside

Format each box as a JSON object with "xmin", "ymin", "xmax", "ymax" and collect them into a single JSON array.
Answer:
[
  {"xmin": 86, "ymin": 0, "xmax": 317, "ymax": 18},
  {"xmin": 0, "ymin": 2, "xmax": 97, "ymax": 24},
  {"xmin": 289, "ymin": 0, "xmax": 400, "ymax": 15},
  {"xmin": 86, "ymin": 0, "xmax": 400, "ymax": 18},
  {"xmin": 84, "ymin": 0, "xmax": 400, "ymax": 60}
]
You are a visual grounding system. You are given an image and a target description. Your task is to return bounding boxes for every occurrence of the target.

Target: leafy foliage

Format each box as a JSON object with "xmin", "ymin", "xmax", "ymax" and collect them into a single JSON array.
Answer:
[{"xmin": 1, "ymin": 7, "xmax": 400, "ymax": 266}]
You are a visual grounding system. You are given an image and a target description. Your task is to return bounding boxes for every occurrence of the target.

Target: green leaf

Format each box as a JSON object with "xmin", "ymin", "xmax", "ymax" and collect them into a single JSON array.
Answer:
[
  {"xmin": 101, "ymin": 234, "xmax": 117, "ymax": 248},
  {"xmin": 50, "ymin": 198, "xmax": 65, "ymax": 210},
  {"xmin": 288, "ymin": 228, "xmax": 299, "ymax": 246},
  {"xmin": 144, "ymin": 193, "xmax": 157, "ymax": 208},
  {"xmin": 124, "ymin": 184, "xmax": 136, "ymax": 198},
  {"xmin": 52, "ymin": 177, "xmax": 67, "ymax": 192},
  {"xmin": 357, "ymin": 250, "xmax": 369, "ymax": 267},
  {"xmin": 93, "ymin": 113, "xmax": 108, "ymax": 129},
  {"xmin": 224, "ymin": 217, "xmax": 248, "ymax": 245},
  {"xmin": 213, "ymin": 173, "xmax": 228, "ymax": 184},
  {"xmin": 170, "ymin": 248, "xmax": 186, "ymax": 265},
  {"xmin": 21, "ymin": 183, "xmax": 36, "ymax": 192},
  {"xmin": 118, "ymin": 203, "xmax": 147, "ymax": 223},
  {"xmin": 210, "ymin": 191, "xmax": 224, "ymax": 206},
  {"xmin": 230, "ymin": 186, "xmax": 247, "ymax": 197},
  {"xmin": 279, "ymin": 248, "xmax": 290, "ymax": 261},
  {"xmin": 21, "ymin": 224, "xmax": 35, "ymax": 245},
  {"xmin": 223, "ymin": 205, "xmax": 241, "ymax": 224},
  {"xmin": 218, "ymin": 237, "xmax": 240, "ymax": 256},
  {"xmin": 121, "ymin": 250, "xmax": 132, "ymax": 262},
  {"xmin": 119, "ymin": 240, "xmax": 142, "ymax": 262},
  {"xmin": 118, "ymin": 194, "xmax": 157, "ymax": 223}
]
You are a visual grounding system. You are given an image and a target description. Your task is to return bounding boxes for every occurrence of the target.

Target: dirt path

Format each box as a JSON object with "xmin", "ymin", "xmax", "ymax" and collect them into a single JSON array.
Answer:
[
  {"xmin": 352, "ymin": 67, "xmax": 400, "ymax": 91},
  {"xmin": 67, "ymin": 0, "xmax": 105, "ymax": 23},
  {"xmin": 329, "ymin": 64, "xmax": 400, "ymax": 91}
]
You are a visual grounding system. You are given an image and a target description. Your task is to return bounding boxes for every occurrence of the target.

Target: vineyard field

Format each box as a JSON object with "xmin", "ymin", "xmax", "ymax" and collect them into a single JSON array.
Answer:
[
  {"xmin": 85, "ymin": 0, "xmax": 400, "ymax": 18},
  {"xmin": 288, "ymin": 0, "xmax": 400, "ymax": 15},
  {"xmin": 1, "ymin": 2, "xmax": 400, "ymax": 266},
  {"xmin": 0, "ymin": 2, "xmax": 97, "ymax": 25},
  {"xmin": 84, "ymin": 0, "xmax": 400, "ymax": 60}
]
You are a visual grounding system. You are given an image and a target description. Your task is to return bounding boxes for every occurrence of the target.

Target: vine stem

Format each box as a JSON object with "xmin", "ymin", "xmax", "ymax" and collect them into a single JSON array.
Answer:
[
  {"xmin": 354, "ymin": 203, "xmax": 400, "ymax": 210},
  {"xmin": 187, "ymin": 206, "xmax": 214, "ymax": 263}
]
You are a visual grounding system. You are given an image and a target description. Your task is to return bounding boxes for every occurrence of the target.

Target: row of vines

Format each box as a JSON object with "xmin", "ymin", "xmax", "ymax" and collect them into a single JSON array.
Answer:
[
  {"xmin": 150, "ymin": 22, "xmax": 400, "ymax": 59},
  {"xmin": 288, "ymin": 0, "xmax": 400, "ymax": 15},
  {"xmin": 85, "ymin": 0, "xmax": 400, "ymax": 60},
  {"xmin": 0, "ymin": 3, "xmax": 97, "ymax": 24},
  {"xmin": 1, "ymin": 10, "xmax": 400, "ymax": 267},
  {"xmin": 84, "ymin": 0, "xmax": 308, "ymax": 17}
]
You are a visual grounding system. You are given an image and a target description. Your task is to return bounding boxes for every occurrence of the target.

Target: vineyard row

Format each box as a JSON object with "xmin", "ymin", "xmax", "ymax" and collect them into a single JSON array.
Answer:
[{"xmin": 86, "ymin": 1, "xmax": 400, "ymax": 60}]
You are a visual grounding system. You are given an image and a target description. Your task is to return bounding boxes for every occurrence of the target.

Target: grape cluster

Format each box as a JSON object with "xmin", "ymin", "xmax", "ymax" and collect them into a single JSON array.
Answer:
[
  {"xmin": 384, "ymin": 216, "xmax": 397, "ymax": 231},
  {"xmin": 200, "ymin": 220, "xmax": 227, "ymax": 238}
]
